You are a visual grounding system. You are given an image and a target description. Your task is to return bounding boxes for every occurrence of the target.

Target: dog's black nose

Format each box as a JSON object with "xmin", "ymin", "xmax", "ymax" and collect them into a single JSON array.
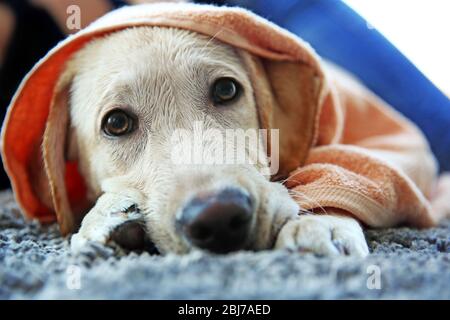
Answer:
[{"xmin": 178, "ymin": 188, "xmax": 253, "ymax": 253}]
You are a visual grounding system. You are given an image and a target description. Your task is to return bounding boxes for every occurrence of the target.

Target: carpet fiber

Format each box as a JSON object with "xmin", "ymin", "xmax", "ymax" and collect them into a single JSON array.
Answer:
[{"xmin": 1, "ymin": 191, "xmax": 449, "ymax": 299}]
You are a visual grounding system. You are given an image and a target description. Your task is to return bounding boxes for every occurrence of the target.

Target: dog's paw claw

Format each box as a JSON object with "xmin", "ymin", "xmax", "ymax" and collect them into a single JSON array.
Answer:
[{"xmin": 331, "ymin": 239, "xmax": 349, "ymax": 256}]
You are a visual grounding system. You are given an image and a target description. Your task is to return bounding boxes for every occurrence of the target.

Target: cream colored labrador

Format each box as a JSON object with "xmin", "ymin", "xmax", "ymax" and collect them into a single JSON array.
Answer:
[{"xmin": 66, "ymin": 27, "xmax": 368, "ymax": 256}]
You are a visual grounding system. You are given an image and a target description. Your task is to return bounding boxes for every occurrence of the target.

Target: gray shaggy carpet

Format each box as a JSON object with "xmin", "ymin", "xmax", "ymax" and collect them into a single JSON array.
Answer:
[{"xmin": 0, "ymin": 191, "xmax": 449, "ymax": 299}]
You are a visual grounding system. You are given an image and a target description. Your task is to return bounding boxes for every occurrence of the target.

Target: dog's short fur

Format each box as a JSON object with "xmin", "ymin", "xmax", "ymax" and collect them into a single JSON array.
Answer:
[{"xmin": 66, "ymin": 27, "xmax": 368, "ymax": 256}]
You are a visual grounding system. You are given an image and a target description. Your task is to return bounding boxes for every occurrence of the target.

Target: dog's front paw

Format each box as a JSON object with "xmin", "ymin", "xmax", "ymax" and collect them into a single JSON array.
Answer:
[
  {"xmin": 70, "ymin": 193, "xmax": 143, "ymax": 253},
  {"xmin": 275, "ymin": 214, "xmax": 369, "ymax": 257}
]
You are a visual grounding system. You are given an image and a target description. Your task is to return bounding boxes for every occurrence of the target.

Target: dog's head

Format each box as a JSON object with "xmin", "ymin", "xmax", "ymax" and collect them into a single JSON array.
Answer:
[{"xmin": 1, "ymin": 3, "xmax": 331, "ymax": 254}]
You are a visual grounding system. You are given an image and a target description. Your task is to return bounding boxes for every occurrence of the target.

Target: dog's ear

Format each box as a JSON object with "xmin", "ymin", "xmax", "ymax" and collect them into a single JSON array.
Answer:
[
  {"xmin": 239, "ymin": 51, "xmax": 322, "ymax": 179},
  {"xmin": 42, "ymin": 82, "xmax": 88, "ymax": 235}
]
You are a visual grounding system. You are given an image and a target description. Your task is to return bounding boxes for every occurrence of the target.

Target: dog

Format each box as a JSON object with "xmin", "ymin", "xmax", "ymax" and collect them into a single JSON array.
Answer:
[
  {"xmin": 62, "ymin": 26, "xmax": 368, "ymax": 256},
  {"xmin": 2, "ymin": 3, "xmax": 446, "ymax": 258}
]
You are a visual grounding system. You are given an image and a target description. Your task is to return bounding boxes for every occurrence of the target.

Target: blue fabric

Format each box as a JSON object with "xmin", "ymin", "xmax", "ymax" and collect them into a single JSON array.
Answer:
[
  {"xmin": 109, "ymin": 0, "xmax": 129, "ymax": 9},
  {"xmin": 227, "ymin": 0, "xmax": 450, "ymax": 171}
]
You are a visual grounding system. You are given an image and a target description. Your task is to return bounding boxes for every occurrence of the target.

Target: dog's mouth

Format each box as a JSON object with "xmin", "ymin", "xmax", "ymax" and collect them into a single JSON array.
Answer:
[{"xmin": 111, "ymin": 221, "xmax": 160, "ymax": 255}]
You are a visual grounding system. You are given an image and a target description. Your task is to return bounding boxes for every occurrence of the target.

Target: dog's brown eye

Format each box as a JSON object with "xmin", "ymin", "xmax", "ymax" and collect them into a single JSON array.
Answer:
[
  {"xmin": 212, "ymin": 77, "xmax": 240, "ymax": 104},
  {"xmin": 102, "ymin": 109, "xmax": 135, "ymax": 137}
]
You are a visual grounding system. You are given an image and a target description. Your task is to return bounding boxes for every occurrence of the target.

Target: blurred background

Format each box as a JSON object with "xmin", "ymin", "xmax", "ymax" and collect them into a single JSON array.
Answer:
[{"xmin": 344, "ymin": 0, "xmax": 450, "ymax": 94}]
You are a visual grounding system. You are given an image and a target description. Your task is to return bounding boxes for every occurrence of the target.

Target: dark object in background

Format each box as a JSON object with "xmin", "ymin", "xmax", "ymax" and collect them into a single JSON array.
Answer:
[{"xmin": 0, "ymin": 0, "xmax": 65, "ymax": 189}]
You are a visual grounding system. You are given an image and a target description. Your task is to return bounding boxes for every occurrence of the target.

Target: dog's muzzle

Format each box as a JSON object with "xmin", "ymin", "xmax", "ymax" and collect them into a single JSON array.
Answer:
[{"xmin": 177, "ymin": 188, "xmax": 253, "ymax": 253}]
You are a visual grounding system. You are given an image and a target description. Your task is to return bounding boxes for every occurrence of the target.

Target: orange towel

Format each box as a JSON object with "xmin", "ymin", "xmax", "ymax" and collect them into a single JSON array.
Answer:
[{"xmin": 0, "ymin": 3, "xmax": 447, "ymax": 234}]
